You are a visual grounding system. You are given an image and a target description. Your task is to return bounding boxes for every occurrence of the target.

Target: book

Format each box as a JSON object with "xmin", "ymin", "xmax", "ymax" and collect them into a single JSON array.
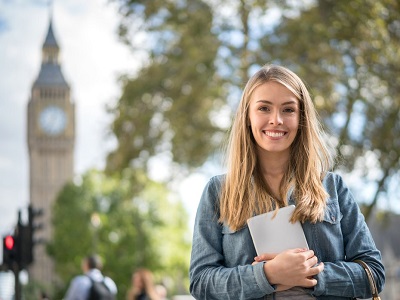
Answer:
[{"xmin": 247, "ymin": 205, "xmax": 309, "ymax": 255}]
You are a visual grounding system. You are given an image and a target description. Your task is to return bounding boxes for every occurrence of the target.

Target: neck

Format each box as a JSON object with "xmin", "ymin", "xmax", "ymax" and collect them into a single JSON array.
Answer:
[
  {"xmin": 257, "ymin": 149, "xmax": 290, "ymax": 199},
  {"xmin": 258, "ymin": 152, "xmax": 289, "ymax": 177}
]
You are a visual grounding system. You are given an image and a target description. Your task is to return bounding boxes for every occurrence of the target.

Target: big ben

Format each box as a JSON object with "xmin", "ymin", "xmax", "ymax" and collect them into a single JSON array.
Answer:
[{"xmin": 27, "ymin": 19, "xmax": 75, "ymax": 284}]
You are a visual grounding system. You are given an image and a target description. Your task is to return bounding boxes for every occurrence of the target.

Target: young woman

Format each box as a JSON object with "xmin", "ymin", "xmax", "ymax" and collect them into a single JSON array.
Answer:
[{"xmin": 189, "ymin": 65, "xmax": 385, "ymax": 299}]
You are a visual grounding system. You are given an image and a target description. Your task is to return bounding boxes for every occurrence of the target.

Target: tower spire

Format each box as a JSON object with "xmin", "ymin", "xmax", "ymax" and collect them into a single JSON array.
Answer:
[
  {"xmin": 48, "ymin": 0, "xmax": 54, "ymax": 23},
  {"xmin": 34, "ymin": 11, "xmax": 68, "ymax": 88},
  {"xmin": 43, "ymin": 0, "xmax": 57, "ymax": 48},
  {"xmin": 43, "ymin": 19, "xmax": 58, "ymax": 49}
]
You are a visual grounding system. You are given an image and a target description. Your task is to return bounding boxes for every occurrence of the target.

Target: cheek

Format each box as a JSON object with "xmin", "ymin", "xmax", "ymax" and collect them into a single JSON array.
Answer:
[
  {"xmin": 292, "ymin": 120, "xmax": 300, "ymax": 132},
  {"xmin": 248, "ymin": 113, "xmax": 256, "ymax": 131},
  {"xmin": 288, "ymin": 114, "xmax": 300, "ymax": 131},
  {"xmin": 290, "ymin": 121, "xmax": 300, "ymax": 142},
  {"xmin": 248, "ymin": 112, "xmax": 262, "ymax": 128},
  {"xmin": 249, "ymin": 119, "xmax": 261, "ymax": 137}
]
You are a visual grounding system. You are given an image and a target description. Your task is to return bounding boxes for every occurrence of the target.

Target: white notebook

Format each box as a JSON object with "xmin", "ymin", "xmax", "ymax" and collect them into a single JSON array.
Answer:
[{"xmin": 247, "ymin": 205, "xmax": 309, "ymax": 255}]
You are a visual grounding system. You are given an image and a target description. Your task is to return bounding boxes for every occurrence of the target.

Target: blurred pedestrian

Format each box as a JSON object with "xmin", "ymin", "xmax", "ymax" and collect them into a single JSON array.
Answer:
[
  {"xmin": 64, "ymin": 254, "xmax": 117, "ymax": 300},
  {"xmin": 126, "ymin": 268, "xmax": 160, "ymax": 300}
]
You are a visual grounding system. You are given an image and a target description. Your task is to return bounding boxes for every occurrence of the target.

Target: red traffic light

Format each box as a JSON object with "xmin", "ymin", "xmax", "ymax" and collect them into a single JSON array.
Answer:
[{"xmin": 5, "ymin": 235, "xmax": 15, "ymax": 250}]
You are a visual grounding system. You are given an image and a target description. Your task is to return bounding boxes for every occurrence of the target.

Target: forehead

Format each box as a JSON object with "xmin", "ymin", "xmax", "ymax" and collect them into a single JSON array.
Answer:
[{"xmin": 250, "ymin": 81, "xmax": 298, "ymax": 103}]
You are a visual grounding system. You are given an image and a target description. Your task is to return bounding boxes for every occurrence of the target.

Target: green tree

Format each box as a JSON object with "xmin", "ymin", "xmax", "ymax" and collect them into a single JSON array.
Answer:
[
  {"xmin": 110, "ymin": 0, "xmax": 399, "ymax": 219},
  {"xmin": 48, "ymin": 170, "xmax": 190, "ymax": 299},
  {"xmin": 107, "ymin": 0, "xmax": 226, "ymax": 181}
]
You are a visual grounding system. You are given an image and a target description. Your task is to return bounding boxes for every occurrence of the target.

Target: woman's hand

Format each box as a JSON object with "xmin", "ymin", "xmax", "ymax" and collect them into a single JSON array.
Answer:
[
  {"xmin": 254, "ymin": 248, "xmax": 324, "ymax": 288},
  {"xmin": 252, "ymin": 257, "xmax": 294, "ymax": 291}
]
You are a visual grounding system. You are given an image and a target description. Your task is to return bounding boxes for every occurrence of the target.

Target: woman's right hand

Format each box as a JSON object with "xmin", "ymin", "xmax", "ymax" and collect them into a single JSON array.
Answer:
[{"xmin": 256, "ymin": 248, "xmax": 324, "ymax": 288}]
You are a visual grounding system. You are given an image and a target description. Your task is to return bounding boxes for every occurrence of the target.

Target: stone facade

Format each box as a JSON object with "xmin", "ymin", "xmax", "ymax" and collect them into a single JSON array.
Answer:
[{"xmin": 27, "ymin": 19, "xmax": 75, "ymax": 286}]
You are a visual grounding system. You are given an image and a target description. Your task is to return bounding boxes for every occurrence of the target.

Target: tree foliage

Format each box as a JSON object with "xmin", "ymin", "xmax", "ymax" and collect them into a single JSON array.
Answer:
[
  {"xmin": 48, "ymin": 170, "xmax": 191, "ymax": 299},
  {"xmin": 107, "ymin": 0, "xmax": 226, "ymax": 179},
  {"xmin": 109, "ymin": 0, "xmax": 399, "ymax": 219}
]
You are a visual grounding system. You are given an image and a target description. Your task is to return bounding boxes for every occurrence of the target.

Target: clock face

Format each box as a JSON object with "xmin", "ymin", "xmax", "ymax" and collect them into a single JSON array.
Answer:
[{"xmin": 39, "ymin": 105, "xmax": 67, "ymax": 136}]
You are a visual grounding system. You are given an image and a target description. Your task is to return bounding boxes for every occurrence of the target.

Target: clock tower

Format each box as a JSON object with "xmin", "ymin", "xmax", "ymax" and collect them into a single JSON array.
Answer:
[{"xmin": 27, "ymin": 19, "xmax": 75, "ymax": 284}]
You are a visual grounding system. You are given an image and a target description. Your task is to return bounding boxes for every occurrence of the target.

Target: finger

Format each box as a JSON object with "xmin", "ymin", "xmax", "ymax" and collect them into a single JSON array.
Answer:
[
  {"xmin": 307, "ymin": 262, "xmax": 324, "ymax": 276},
  {"xmin": 254, "ymin": 253, "xmax": 277, "ymax": 261},
  {"xmin": 301, "ymin": 249, "xmax": 315, "ymax": 259},
  {"xmin": 293, "ymin": 248, "xmax": 309, "ymax": 253},
  {"xmin": 306, "ymin": 256, "xmax": 319, "ymax": 268},
  {"xmin": 314, "ymin": 261, "xmax": 324, "ymax": 272},
  {"xmin": 302, "ymin": 277, "xmax": 318, "ymax": 287}
]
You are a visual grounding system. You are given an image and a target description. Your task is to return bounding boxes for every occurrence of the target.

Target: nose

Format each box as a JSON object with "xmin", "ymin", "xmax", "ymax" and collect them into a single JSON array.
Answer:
[{"xmin": 269, "ymin": 110, "xmax": 283, "ymax": 125}]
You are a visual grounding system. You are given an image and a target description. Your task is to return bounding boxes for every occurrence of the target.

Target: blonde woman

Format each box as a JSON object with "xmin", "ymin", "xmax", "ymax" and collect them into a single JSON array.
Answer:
[
  {"xmin": 127, "ymin": 268, "xmax": 160, "ymax": 300},
  {"xmin": 189, "ymin": 65, "xmax": 384, "ymax": 299}
]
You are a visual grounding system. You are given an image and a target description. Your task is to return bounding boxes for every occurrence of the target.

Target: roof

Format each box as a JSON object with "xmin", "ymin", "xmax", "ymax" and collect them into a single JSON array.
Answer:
[
  {"xmin": 43, "ymin": 20, "xmax": 59, "ymax": 48},
  {"xmin": 33, "ymin": 63, "xmax": 69, "ymax": 88}
]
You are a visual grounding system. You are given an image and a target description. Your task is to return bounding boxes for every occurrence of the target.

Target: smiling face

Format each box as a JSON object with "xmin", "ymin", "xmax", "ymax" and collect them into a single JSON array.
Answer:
[{"xmin": 248, "ymin": 81, "xmax": 300, "ymax": 157}]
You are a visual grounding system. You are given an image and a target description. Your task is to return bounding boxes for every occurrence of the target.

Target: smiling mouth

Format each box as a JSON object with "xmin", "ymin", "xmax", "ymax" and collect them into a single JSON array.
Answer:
[{"xmin": 264, "ymin": 131, "xmax": 286, "ymax": 137}]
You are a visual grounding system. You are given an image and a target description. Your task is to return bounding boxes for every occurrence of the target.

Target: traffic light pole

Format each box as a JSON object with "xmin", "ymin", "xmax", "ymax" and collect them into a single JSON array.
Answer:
[
  {"xmin": 3, "ymin": 232, "xmax": 21, "ymax": 300},
  {"xmin": 2, "ymin": 205, "xmax": 43, "ymax": 299},
  {"xmin": 12, "ymin": 262, "xmax": 21, "ymax": 300}
]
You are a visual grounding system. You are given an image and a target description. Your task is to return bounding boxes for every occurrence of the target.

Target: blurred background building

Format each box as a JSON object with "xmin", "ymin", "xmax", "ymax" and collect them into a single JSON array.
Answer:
[{"xmin": 27, "ymin": 18, "xmax": 75, "ymax": 285}]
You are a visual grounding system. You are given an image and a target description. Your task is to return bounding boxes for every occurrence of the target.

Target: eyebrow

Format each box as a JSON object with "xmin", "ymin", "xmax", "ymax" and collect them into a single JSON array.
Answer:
[{"xmin": 256, "ymin": 100, "xmax": 298, "ymax": 106}]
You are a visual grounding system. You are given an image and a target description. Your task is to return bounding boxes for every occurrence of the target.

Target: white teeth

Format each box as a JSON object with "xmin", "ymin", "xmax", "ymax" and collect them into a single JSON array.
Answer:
[{"xmin": 265, "ymin": 131, "xmax": 285, "ymax": 137}]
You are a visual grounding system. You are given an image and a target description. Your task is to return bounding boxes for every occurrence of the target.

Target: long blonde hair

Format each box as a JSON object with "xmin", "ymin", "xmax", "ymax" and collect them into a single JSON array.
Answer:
[{"xmin": 220, "ymin": 64, "xmax": 334, "ymax": 231}]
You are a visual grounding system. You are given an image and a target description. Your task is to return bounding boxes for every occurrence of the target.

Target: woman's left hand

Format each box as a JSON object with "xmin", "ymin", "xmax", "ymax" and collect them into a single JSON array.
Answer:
[{"xmin": 252, "ymin": 248, "xmax": 323, "ymax": 288}]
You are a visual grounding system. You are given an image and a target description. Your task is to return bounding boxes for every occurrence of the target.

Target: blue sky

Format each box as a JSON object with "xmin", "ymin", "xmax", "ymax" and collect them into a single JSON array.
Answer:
[{"xmin": 0, "ymin": 0, "xmax": 147, "ymax": 236}]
